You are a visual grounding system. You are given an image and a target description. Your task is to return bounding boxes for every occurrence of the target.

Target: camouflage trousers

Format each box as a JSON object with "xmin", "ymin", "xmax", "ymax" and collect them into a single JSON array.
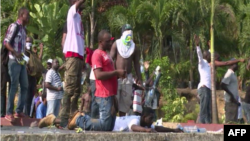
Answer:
[{"xmin": 59, "ymin": 57, "xmax": 83, "ymax": 127}]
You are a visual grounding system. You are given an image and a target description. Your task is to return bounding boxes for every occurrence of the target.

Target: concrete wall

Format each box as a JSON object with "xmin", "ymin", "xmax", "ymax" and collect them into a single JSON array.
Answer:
[{"xmin": 1, "ymin": 133, "xmax": 223, "ymax": 141}]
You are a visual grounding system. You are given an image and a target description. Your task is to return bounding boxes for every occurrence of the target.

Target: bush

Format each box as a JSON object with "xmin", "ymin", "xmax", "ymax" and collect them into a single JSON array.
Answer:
[{"xmin": 147, "ymin": 56, "xmax": 187, "ymax": 122}]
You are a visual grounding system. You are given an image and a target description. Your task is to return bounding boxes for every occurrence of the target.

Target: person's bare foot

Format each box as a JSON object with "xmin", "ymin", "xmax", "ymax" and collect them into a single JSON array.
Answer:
[{"xmin": 68, "ymin": 111, "xmax": 82, "ymax": 130}]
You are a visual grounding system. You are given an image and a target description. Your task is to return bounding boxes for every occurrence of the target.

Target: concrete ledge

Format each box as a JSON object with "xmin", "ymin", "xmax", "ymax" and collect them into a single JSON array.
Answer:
[{"xmin": 1, "ymin": 132, "xmax": 223, "ymax": 141}]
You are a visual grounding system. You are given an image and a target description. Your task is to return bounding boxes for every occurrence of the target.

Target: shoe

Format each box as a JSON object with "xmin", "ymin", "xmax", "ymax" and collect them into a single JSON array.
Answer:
[
  {"xmin": 68, "ymin": 111, "xmax": 82, "ymax": 130},
  {"xmin": 14, "ymin": 112, "xmax": 26, "ymax": 118},
  {"xmin": 5, "ymin": 114, "xmax": 15, "ymax": 122},
  {"xmin": 38, "ymin": 114, "xmax": 56, "ymax": 128}
]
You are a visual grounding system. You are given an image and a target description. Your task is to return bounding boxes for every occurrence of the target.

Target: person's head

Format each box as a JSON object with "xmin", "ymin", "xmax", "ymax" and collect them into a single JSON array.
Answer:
[
  {"xmin": 69, "ymin": 0, "xmax": 84, "ymax": 11},
  {"xmin": 47, "ymin": 59, "xmax": 53, "ymax": 69},
  {"xmin": 52, "ymin": 59, "xmax": 60, "ymax": 70},
  {"xmin": 121, "ymin": 24, "xmax": 133, "ymax": 34},
  {"xmin": 203, "ymin": 50, "xmax": 211, "ymax": 63},
  {"xmin": 229, "ymin": 58, "xmax": 238, "ymax": 71},
  {"xmin": 42, "ymin": 93, "xmax": 47, "ymax": 104},
  {"xmin": 207, "ymin": 40, "xmax": 210, "ymax": 49},
  {"xmin": 25, "ymin": 37, "xmax": 33, "ymax": 51},
  {"xmin": 140, "ymin": 107, "xmax": 154, "ymax": 128},
  {"xmin": 38, "ymin": 88, "xmax": 43, "ymax": 96},
  {"xmin": 98, "ymin": 30, "xmax": 112, "ymax": 51},
  {"xmin": 18, "ymin": 7, "xmax": 30, "ymax": 26}
]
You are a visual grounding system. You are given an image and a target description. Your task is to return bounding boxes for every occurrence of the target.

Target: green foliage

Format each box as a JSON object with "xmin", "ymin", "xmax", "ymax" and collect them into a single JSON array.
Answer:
[
  {"xmin": 27, "ymin": 2, "xmax": 69, "ymax": 64},
  {"xmin": 147, "ymin": 57, "xmax": 187, "ymax": 122},
  {"xmin": 181, "ymin": 104, "xmax": 200, "ymax": 123}
]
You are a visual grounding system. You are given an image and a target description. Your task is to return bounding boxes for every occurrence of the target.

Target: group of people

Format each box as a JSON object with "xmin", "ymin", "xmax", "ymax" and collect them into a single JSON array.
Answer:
[
  {"xmin": 1, "ymin": 0, "xmax": 180, "ymax": 133},
  {"xmin": 195, "ymin": 35, "xmax": 250, "ymax": 124}
]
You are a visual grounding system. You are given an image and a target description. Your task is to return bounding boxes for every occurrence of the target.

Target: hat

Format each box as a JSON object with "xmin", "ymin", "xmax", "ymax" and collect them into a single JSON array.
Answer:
[
  {"xmin": 47, "ymin": 59, "xmax": 53, "ymax": 64},
  {"xmin": 38, "ymin": 88, "xmax": 43, "ymax": 92},
  {"xmin": 121, "ymin": 24, "xmax": 132, "ymax": 34}
]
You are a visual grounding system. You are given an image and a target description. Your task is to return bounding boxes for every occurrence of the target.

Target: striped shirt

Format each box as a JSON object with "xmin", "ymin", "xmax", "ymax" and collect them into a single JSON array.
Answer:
[
  {"xmin": 45, "ymin": 69, "xmax": 63, "ymax": 100},
  {"xmin": 4, "ymin": 20, "xmax": 26, "ymax": 59}
]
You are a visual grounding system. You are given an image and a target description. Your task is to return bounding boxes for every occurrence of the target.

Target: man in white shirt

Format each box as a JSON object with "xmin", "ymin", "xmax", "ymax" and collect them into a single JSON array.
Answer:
[
  {"xmin": 60, "ymin": 0, "xmax": 86, "ymax": 128},
  {"xmin": 195, "ymin": 35, "xmax": 212, "ymax": 124},
  {"xmin": 221, "ymin": 58, "xmax": 240, "ymax": 123}
]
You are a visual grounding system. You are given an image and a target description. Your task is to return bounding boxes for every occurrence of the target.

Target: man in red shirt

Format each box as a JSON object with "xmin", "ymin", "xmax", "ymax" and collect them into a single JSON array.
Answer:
[{"xmin": 38, "ymin": 30, "xmax": 125, "ymax": 131}]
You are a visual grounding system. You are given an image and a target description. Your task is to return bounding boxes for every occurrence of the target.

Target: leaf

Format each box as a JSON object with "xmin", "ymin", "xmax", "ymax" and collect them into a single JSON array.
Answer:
[
  {"xmin": 26, "ymin": 26, "xmax": 40, "ymax": 35},
  {"xmin": 42, "ymin": 35, "xmax": 49, "ymax": 42}
]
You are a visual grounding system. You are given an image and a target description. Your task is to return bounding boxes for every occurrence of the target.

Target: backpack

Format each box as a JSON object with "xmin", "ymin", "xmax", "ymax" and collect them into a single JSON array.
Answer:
[
  {"xmin": 26, "ymin": 50, "xmax": 45, "ymax": 78},
  {"xmin": 1, "ymin": 22, "xmax": 20, "ymax": 66}
]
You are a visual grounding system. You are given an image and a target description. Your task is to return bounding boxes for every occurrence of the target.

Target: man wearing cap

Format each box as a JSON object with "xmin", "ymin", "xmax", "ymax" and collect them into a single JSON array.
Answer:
[{"xmin": 110, "ymin": 24, "xmax": 142, "ymax": 116}]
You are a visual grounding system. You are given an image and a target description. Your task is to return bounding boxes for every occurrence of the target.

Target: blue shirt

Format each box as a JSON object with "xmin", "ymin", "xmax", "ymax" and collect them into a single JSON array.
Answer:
[{"xmin": 36, "ymin": 103, "xmax": 47, "ymax": 119}]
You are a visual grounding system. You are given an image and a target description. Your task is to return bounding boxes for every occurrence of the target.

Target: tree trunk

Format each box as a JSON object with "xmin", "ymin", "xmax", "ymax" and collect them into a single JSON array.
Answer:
[
  {"xmin": 189, "ymin": 36, "xmax": 193, "ymax": 89},
  {"xmin": 210, "ymin": 0, "xmax": 219, "ymax": 123},
  {"xmin": 90, "ymin": 0, "xmax": 95, "ymax": 49},
  {"xmin": 159, "ymin": 36, "xmax": 163, "ymax": 58}
]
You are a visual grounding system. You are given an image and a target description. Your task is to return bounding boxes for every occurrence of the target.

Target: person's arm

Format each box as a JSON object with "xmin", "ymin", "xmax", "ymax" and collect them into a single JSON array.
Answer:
[
  {"xmin": 94, "ymin": 68, "xmax": 124, "ymax": 80},
  {"xmin": 110, "ymin": 42, "xmax": 117, "ymax": 60},
  {"xmin": 44, "ymin": 71, "xmax": 62, "ymax": 91},
  {"xmin": 215, "ymin": 59, "xmax": 244, "ymax": 67},
  {"xmin": 75, "ymin": 0, "xmax": 85, "ymax": 11},
  {"xmin": 80, "ymin": 95, "xmax": 85, "ymax": 112},
  {"xmin": 45, "ymin": 82, "xmax": 62, "ymax": 91},
  {"xmin": 4, "ymin": 23, "xmax": 22, "ymax": 59},
  {"xmin": 133, "ymin": 48, "xmax": 142, "ymax": 84},
  {"xmin": 155, "ymin": 126, "xmax": 183, "ymax": 132},
  {"xmin": 196, "ymin": 46, "xmax": 204, "ymax": 65},
  {"xmin": 131, "ymin": 125, "xmax": 156, "ymax": 133},
  {"xmin": 38, "ymin": 43, "xmax": 43, "ymax": 61}
]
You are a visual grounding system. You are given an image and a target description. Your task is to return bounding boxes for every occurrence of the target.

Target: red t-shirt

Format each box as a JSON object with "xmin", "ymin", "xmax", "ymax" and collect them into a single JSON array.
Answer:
[{"xmin": 91, "ymin": 49, "xmax": 117, "ymax": 97}]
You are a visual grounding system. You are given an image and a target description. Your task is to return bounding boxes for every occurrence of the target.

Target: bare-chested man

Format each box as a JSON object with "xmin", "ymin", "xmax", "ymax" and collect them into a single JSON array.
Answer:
[{"xmin": 110, "ymin": 24, "xmax": 142, "ymax": 116}]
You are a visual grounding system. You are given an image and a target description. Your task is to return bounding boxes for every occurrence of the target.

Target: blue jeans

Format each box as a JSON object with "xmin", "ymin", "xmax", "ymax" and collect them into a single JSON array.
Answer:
[
  {"xmin": 198, "ymin": 87, "xmax": 211, "ymax": 124},
  {"xmin": 46, "ymin": 99, "xmax": 61, "ymax": 117},
  {"xmin": 76, "ymin": 96, "xmax": 116, "ymax": 131},
  {"xmin": 90, "ymin": 80, "xmax": 99, "ymax": 118},
  {"xmin": 7, "ymin": 59, "xmax": 28, "ymax": 115}
]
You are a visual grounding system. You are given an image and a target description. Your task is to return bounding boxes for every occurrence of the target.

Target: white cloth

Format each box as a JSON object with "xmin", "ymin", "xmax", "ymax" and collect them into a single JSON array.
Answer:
[
  {"xmin": 89, "ymin": 68, "xmax": 95, "ymax": 80},
  {"xmin": 63, "ymin": 4, "xmax": 85, "ymax": 56},
  {"xmin": 116, "ymin": 30, "xmax": 135, "ymax": 58},
  {"xmin": 133, "ymin": 90, "xmax": 142, "ymax": 113},
  {"xmin": 196, "ymin": 46, "xmax": 211, "ymax": 89},
  {"xmin": 45, "ymin": 69, "xmax": 63, "ymax": 100},
  {"xmin": 113, "ymin": 116, "xmax": 154, "ymax": 132},
  {"xmin": 222, "ymin": 69, "xmax": 239, "ymax": 102}
]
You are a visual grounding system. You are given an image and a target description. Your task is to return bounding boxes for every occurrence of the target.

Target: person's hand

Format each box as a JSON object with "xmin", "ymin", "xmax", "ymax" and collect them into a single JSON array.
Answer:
[
  {"xmin": 57, "ymin": 87, "xmax": 63, "ymax": 91},
  {"xmin": 194, "ymin": 34, "xmax": 200, "ymax": 46},
  {"xmin": 116, "ymin": 70, "xmax": 126, "ymax": 78},
  {"xmin": 39, "ymin": 43, "xmax": 44, "ymax": 49},
  {"xmin": 230, "ymin": 97, "xmax": 240, "ymax": 106},
  {"xmin": 145, "ymin": 128, "xmax": 157, "ymax": 133},
  {"xmin": 144, "ymin": 61, "xmax": 150, "ymax": 70},
  {"xmin": 14, "ymin": 51, "xmax": 23, "ymax": 59}
]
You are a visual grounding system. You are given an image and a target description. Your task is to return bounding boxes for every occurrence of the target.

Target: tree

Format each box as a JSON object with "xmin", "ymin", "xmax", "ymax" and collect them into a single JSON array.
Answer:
[{"xmin": 26, "ymin": 2, "xmax": 69, "ymax": 63}]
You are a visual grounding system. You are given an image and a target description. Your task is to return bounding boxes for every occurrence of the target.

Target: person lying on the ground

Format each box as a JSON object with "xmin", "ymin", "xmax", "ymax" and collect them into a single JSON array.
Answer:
[
  {"xmin": 38, "ymin": 107, "xmax": 182, "ymax": 133},
  {"xmin": 80, "ymin": 87, "xmax": 91, "ymax": 115}
]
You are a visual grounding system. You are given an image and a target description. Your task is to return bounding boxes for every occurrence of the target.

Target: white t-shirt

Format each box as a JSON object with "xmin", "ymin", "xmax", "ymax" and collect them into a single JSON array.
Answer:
[
  {"xmin": 196, "ymin": 46, "xmax": 211, "ymax": 89},
  {"xmin": 113, "ymin": 116, "xmax": 154, "ymax": 132},
  {"xmin": 63, "ymin": 4, "xmax": 85, "ymax": 57},
  {"xmin": 45, "ymin": 69, "xmax": 63, "ymax": 100}
]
